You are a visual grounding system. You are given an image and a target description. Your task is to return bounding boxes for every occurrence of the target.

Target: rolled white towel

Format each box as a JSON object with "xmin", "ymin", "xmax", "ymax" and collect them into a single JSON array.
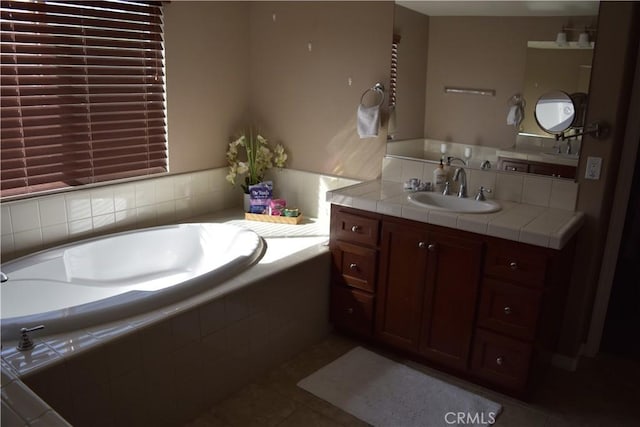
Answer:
[{"xmin": 506, "ymin": 104, "xmax": 523, "ymax": 126}]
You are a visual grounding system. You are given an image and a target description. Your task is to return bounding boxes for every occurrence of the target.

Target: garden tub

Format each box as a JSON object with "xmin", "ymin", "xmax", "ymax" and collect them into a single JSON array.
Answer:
[{"xmin": 1, "ymin": 223, "xmax": 265, "ymax": 341}]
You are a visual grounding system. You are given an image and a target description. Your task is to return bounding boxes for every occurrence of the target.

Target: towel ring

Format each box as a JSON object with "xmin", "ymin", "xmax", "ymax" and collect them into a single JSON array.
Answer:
[
  {"xmin": 360, "ymin": 83, "xmax": 385, "ymax": 107},
  {"xmin": 509, "ymin": 94, "xmax": 525, "ymax": 107}
]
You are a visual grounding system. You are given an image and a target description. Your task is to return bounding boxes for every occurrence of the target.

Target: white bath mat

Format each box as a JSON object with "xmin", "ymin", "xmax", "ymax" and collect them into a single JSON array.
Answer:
[{"xmin": 297, "ymin": 347, "xmax": 502, "ymax": 427}]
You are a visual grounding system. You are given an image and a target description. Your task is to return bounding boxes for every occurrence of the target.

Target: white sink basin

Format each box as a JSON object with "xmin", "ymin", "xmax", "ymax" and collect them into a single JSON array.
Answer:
[{"xmin": 407, "ymin": 192, "xmax": 501, "ymax": 214}]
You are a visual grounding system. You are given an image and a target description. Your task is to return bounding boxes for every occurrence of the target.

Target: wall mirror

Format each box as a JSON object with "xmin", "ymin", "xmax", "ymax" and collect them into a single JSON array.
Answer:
[{"xmin": 388, "ymin": 1, "xmax": 599, "ymax": 179}]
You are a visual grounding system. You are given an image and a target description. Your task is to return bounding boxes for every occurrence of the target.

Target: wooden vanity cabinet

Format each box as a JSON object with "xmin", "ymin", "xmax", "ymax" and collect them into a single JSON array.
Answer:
[
  {"xmin": 329, "ymin": 205, "xmax": 574, "ymax": 397},
  {"xmin": 375, "ymin": 217, "xmax": 483, "ymax": 371},
  {"xmin": 329, "ymin": 205, "xmax": 381, "ymax": 338}
]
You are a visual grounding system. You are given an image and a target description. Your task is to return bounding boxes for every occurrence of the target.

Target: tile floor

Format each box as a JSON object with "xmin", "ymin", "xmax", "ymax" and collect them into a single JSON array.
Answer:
[{"xmin": 183, "ymin": 333, "xmax": 640, "ymax": 427}]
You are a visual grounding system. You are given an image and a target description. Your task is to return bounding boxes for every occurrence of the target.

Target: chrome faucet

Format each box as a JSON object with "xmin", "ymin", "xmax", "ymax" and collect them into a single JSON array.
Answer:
[
  {"xmin": 447, "ymin": 156, "xmax": 467, "ymax": 166},
  {"xmin": 453, "ymin": 167, "xmax": 468, "ymax": 198}
]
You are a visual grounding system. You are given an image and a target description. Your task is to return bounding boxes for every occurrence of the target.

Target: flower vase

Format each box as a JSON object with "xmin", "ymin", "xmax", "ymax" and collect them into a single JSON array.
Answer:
[{"xmin": 243, "ymin": 193, "xmax": 250, "ymax": 213}]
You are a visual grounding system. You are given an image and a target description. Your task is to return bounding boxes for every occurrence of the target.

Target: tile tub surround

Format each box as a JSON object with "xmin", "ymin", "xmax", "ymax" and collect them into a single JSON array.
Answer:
[
  {"xmin": 1, "ymin": 213, "xmax": 332, "ymax": 426},
  {"xmin": 327, "ymin": 178, "xmax": 584, "ymax": 250},
  {"xmin": 1, "ymin": 167, "xmax": 360, "ymax": 261}
]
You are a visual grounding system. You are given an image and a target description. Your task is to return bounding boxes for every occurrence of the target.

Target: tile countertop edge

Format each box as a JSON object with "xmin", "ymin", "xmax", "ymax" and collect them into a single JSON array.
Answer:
[{"xmin": 327, "ymin": 180, "xmax": 584, "ymax": 250}]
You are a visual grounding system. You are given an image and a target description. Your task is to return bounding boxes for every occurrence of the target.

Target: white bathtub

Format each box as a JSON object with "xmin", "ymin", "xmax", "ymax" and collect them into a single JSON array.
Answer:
[{"xmin": 1, "ymin": 223, "xmax": 265, "ymax": 340}]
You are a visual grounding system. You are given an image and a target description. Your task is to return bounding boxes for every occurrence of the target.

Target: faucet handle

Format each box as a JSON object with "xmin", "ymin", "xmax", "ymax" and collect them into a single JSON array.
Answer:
[
  {"xmin": 475, "ymin": 186, "xmax": 492, "ymax": 201},
  {"xmin": 17, "ymin": 325, "xmax": 45, "ymax": 351},
  {"xmin": 442, "ymin": 181, "xmax": 451, "ymax": 196}
]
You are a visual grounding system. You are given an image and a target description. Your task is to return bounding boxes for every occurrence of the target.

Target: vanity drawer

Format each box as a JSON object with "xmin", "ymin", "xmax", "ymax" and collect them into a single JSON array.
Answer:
[
  {"xmin": 332, "ymin": 208, "xmax": 380, "ymax": 248},
  {"xmin": 331, "ymin": 240, "xmax": 377, "ymax": 292},
  {"xmin": 471, "ymin": 329, "xmax": 532, "ymax": 391},
  {"xmin": 477, "ymin": 279, "xmax": 542, "ymax": 340},
  {"xmin": 330, "ymin": 285, "xmax": 374, "ymax": 337},
  {"xmin": 484, "ymin": 241, "xmax": 548, "ymax": 288},
  {"xmin": 498, "ymin": 158, "xmax": 528, "ymax": 173}
]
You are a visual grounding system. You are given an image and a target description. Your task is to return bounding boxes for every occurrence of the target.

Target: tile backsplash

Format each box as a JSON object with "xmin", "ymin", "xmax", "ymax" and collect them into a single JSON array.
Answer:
[
  {"xmin": 381, "ymin": 155, "xmax": 579, "ymax": 211},
  {"xmin": 1, "ymin": 167, "xmax": 360, "ymax": 260}
]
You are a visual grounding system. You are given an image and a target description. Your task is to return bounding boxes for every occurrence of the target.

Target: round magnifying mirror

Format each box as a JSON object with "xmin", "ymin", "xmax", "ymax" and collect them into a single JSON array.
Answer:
[{"xmin": 534, "ymin": 90, "xmax": 576, "ymax": 134}]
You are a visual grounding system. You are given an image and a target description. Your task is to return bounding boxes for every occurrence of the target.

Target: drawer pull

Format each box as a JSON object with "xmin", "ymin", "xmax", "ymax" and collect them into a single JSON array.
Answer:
[
  {"xmin": 418, "ymin": 241, "xmax": 427, "ymax": 249},
  {"xmin": 428, "ymin": 244, "xmax": 437, "ymax": 252},
  {"xmin": 504, "ymin": 306, "xmax": 512, "ymax": 315},
  {"xmin": 346, "ymin": 307, "xmax": 354, "ymax": 315},
  {"xmin": 509, "ymin": 261, "xmax": 518, "ymax": 271},
  {"xmin": 496, "ymin": 356, "xmax": 504, "ymax": 366},
  {"xmin": 351, "ymin": 225, "xmax": 360, "ymax": 232},
  {"xmin": 349, "ymin": 263, "xmax": 358, "ymax": 271}
]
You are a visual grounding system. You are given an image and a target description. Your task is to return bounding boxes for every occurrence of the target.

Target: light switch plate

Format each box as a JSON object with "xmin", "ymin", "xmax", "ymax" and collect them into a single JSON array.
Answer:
[{"xmin": 585, "ymin": 156, "xmax": 602, "ymax": 180}]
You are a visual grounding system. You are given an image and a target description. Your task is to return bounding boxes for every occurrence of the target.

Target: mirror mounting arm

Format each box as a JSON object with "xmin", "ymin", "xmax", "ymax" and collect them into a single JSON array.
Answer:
[{"xmin": 557, "ymin": 121, "xmax": 609, "ymax": 141}]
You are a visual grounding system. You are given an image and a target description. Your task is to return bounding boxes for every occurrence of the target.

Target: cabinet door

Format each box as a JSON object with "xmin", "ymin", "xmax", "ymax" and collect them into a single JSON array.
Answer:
[
  {"xmin": 419, "ymin": 231, "xmax": 483, "ymax": 371},
  {"xmin": 375, "ymin": 220, "xmax": 430, "ymax": 352}
]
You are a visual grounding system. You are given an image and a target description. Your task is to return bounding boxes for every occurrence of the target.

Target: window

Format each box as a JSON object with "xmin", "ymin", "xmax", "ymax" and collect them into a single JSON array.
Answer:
[{"xmin": 1, "ymin": 0, "xmax": 167, "ymax": 199}]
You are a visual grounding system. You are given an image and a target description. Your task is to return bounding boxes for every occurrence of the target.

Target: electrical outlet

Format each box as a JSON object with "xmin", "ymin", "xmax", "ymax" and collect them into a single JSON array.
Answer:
[{"xmin": 585, "ymin": 156, "xmax": 602, "ymax": 180}]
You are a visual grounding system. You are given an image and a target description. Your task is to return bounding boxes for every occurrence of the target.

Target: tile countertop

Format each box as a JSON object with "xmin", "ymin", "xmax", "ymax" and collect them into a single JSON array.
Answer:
[{"xmin": 326, "ymin": 180, "xmax": 585, "ymax": 250}]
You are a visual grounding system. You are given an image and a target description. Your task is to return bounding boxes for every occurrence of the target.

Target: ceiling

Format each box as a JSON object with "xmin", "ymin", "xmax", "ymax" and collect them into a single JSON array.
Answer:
[{"xmin": 396, "ymin": 1, "xmax": 600, "ymax": 17}]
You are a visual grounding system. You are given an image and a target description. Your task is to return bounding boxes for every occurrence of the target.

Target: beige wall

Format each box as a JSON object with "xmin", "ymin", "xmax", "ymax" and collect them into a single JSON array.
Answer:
[
  {"xmin": 559, "ymin": 2, "xmax": 640, "ymax": 356},
  {"xmin": 164, "ymin": 1, "xmax": 251, "ymax": 174},
  {"xmin": 392, "ymin": 5, "xmax": 429, "ymax": 141},
  {"xmin": 424, "ymin": 16, "xmax": 595, "ymax": 148},
  {"xmin": 248, "ymin": 1, "xmax": 394, "ymax": 181}
]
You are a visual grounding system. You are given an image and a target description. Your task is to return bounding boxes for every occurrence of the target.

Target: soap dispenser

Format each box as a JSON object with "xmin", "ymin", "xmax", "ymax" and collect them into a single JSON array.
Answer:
[{"xmin": 433, "ymin": 160, "xmax": 446, "ymax": 193}]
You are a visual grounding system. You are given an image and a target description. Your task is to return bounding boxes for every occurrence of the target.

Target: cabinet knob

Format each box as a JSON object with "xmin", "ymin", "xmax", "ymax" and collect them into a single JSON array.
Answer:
[
  {"xmin": 346, "ymin": 307, "xmax": 354, "ymax": 315},
  {"xmin": 504, "ymin": 306, "xmax": 512, "ymax": 315},
  {"xmin": 418, "ymin": 241, "xmax": 427, "ymax": 249},
  {"xmin": 428, "ymin": 244, "xmax": 437, "ymax": 252},
  {"xmin": 351, "ymin": 225, "xmax": 360, "ymax": 232},
  {"xmin": 496, "ymin": 356, "xmax": 504, "ymax": 366},
  {"xmin": 509, "ymin": 261, "xmax": 518, "ymax": 271},
  {"xmin": 349, "ymin": 263, "xmax": 358, "ymax": 271}
]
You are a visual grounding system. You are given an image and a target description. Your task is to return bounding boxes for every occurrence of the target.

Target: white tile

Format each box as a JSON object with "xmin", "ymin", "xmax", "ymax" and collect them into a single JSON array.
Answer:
[
  {"xmin": 13, "ymin": 229, "xmax": 43, "ymax": 252},
  {"xmin": 466, "ymin": 170, "xmax": 497, "ymax": 199},
  {"xmin": 1, "ymin": 204, "xmax": 12, "ymax": 234},
  {"xmin": 428, "ymin": 210, "xmax": 459, "ymax": 228},
  {"xmin": 68, "ymin": 218, "xmax": 93, "ymax": 238},
  {"xmin": 1, "ymin": 233, "xmax": 15, "ymax": 257},
  {"xmin": 91, "ymin": 188, "xmax": 115, "ymax": 216},
  {"xmin": 65, "ymin": 192, "xmax": 92, "ymax": 221},
  {"xmin": 92, "ymin": 213, "xmax": 115, "ymax": 231},
  {"xmin": 352, "ymin": 197, "xmax": 378, "ymax": 212},
  {"xmin": 155, "ymin": 177, "xmax": 175, "ymax": 203},
  {"xmin": 115, "ymin": 209, "xmax": 137, "ymax": 229},
  {"xmin": 550, "ymin": 179, "xmax": 579, "ymax": 211},
  {"xmin": 200, "ymin": 298, "xmax": 226, "ymax": 337},
  {"xmin": 381, "ymin": 156, "xmax": 403, "ymax": 182},
  {"xmin": 41, "ymin": 223, "xmax": 68, "ymax": 245},
  {"xmin": 135, "ymin": 181, "xmax": 156, "ymax": 207},
  {"xmin": 38, "ymin": 196, "xmax": 67, "ymax": 227},
  {"xmin": 400, "ymin": 160, "xmax": 425, "ymax": 183},
  {"xmin": 156, "ymin": 200, "xmax": 176, "ymax": 223},
  {"xmin": 401, "ymin": 204, "xmax": 429, "ymax": 223},
  {"xmin": 224, "ymin": 290, "xmax": 250, "ymax": 323},
  {"xmin": 456, "ymin": 215, "xmax": 490, "ymax": 235},
  {"xmin": 522, "ymin": 176, "xmax": 552, "ymax": 207},
  {"xmin": 174, "ymin": 198, "xmax": 193, "ymax": 220},
  {"xmin": 173, "ymin": 174, "xmax": 192, "ymax": 199},
  {"xmin": 2, "ymin": 343, "xmax": 61, "ymax": 376},
  {"xmin": 376, "ymin": 200, "xmax": 402, "ymax": 216},
  {"xmin": 519, "ymin": 229, "xmax": 550, "ymax": 247},
  {"xmin": 28, "ymin": 410, "xmax": 72, "ymax": 426},
  {"xmin": 191, "ymin": 171, "xmax": 210, "ymax": 195},
  {"xmin": 10, "ymin": 200, "xmax": 40, "ymax": 232},
  {"xmin": 1, "ymin": 401, "xmax": 25, "ymax": 427},
  {"xmin": 486, "ymin": 222, "xmax": 521, "ymax": 241},
  {"xmin": 1, "ymin": 380, "xmax": 50, "ymax": 422},
  {"xmin": 136, "ymin": 206, "xmax": 157, "ymax": 227},
  {"xmin": 494, "ymin": 172, "xmax": 524, "ymax": 202},
  {"xmin": 113, "ymin": 184, "xmax": 136, "ymax": 212},
  {"xmin": 209, "ymin": 168, "xmax": 227, "ymax": 192}
]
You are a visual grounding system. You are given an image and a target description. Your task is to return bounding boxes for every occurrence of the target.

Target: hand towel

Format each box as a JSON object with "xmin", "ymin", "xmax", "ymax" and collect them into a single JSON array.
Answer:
[
  {"xmin": 506, "ymin": 104, "xmax": 523, "ymax": 127},
  {"xmin": 357, "ymin": 103, "xmax": 380, "ymax": 138}
]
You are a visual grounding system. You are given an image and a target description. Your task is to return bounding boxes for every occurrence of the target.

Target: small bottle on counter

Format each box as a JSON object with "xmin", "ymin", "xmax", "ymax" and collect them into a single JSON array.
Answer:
[{"xmin": 433, "ymin": 159, "xmax": 446, "ymax": 193}]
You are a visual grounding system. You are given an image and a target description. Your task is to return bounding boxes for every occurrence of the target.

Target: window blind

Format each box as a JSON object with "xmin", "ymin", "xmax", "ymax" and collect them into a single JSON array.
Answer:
[{"xmin": 0, "ymin": 0, "xmax": 167, "ymax": 198}]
